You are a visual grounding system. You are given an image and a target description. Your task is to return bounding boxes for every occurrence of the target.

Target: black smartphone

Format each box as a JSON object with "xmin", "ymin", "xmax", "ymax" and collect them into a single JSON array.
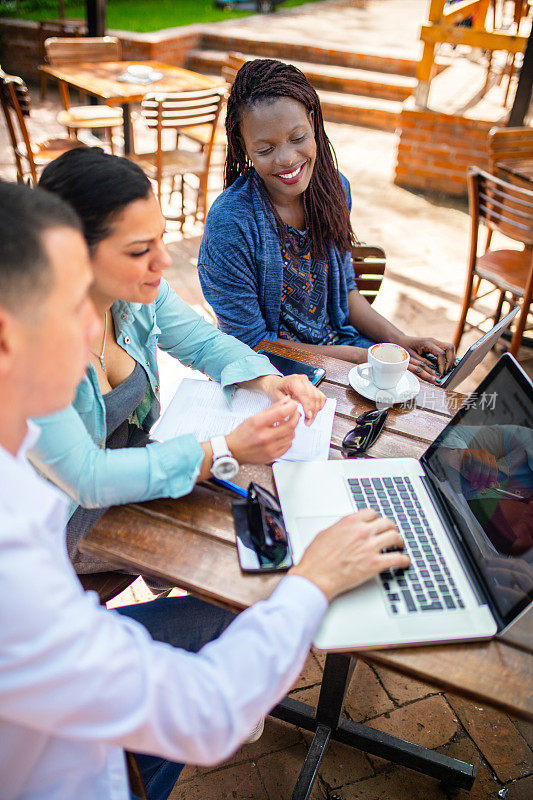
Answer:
[
  {"xmin": 232, "ymin": 501, "xmax": 293, "ymax": 573},
  {"xmin": 257, "ymin": 350, "xmax": 326, "ymax": 386}
]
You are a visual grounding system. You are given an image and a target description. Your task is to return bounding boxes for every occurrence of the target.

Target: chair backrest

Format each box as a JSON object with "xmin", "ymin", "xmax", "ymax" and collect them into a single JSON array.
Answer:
[
  {"xmin": 351, "ymin": 244, "xmax": 386, "ymax": 305},
  {"xmin": 141, "ymin": 87, "xmax": 226, "ymax": 161},
  {"xmin": 468, "ymin": 166, "xmax": 533, "ymax": 247},
  {"xmin": 44, "ymin": 35, "xmax": 121, "ymax": 65},
  {"xmin": 221, "ymin": 52, "xmax": 247, "ymax": 86},
  {"xmin": 488, "ymin": 126, "xmax": 533, "ymax": 173},
  {"xmin": 0, "ymin": 68, "xmax": 35, "ymax": 182}
]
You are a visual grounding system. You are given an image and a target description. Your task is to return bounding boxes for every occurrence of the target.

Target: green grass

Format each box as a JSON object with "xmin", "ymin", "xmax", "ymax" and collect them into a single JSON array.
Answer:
[{"xmin": 0, "ymin": 0, "xmax": 324, "ymax": 33}]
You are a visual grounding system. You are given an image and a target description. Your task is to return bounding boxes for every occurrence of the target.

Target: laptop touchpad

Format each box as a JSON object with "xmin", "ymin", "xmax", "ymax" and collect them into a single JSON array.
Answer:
[{"xmin": 291, "ymin": 516, "xmax": 344, "ymax": 563}]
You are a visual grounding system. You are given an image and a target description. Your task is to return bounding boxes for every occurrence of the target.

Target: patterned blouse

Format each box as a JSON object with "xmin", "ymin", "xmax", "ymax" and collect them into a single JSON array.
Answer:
[{"xmin": 278, "ymin": 226, "xmax": 340, "ymax": 345}]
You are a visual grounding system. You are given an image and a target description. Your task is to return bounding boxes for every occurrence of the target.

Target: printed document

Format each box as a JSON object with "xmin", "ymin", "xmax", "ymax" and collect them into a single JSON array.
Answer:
[{"xmin": 153, "ymin": 378, "xmax": 336, "ymax": 462}]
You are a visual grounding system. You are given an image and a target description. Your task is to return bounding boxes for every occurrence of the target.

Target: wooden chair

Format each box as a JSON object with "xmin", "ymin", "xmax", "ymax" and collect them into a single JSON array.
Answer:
[
  {"xmin": 0, "ymin": 68, "xmax": 82, "ymax": 184},
  {"xmin": 351, "ymin": 243, "xmax": 386, "ymax": 305},
  {"xmin": 488, "ymin": 126, "xmax": 533, "ymax": 177},
  {"xmin": 44, "ymin": 36, "xmax": 123, "ymax": 152},
  {"xmin": 176, "ymin": 53, "xmax": 247, "ymax": 153},
  {"xmin": 130, "ymin": 87, "xmax": 226, "ymax": 225},
  {"xmin": 454, "ymin": 167, "xmax": 533, "ymax": 358}
]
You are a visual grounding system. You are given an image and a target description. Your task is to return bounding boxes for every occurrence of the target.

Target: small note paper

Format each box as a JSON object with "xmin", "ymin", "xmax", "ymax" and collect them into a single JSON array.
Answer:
[{"xmin": 152, "ymin": 378, "xmax": 336, "ymax": 462}]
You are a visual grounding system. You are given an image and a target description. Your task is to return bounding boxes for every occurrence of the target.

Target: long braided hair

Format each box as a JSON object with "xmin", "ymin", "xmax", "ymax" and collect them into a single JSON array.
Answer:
[{"xmin": 225, "ymin": 58, "xmax": 356, "ymax": 260}]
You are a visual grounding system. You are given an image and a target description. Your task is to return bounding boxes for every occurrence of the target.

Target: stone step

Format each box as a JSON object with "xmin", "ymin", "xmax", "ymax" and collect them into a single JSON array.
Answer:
[
  {"xmin": 196, "ymin": 71, "xmax": 401, "ymax": 132},
  {"xmin": 317, "ymin": 89, "xmax": 401, "ymax": 131},
  {"xmin": 199, "ymin": 31, "xmax": 419, "ymax": 77},
  {"xmin": 186, "ymin": 49, "xmax": 416, "ymax": 102}
]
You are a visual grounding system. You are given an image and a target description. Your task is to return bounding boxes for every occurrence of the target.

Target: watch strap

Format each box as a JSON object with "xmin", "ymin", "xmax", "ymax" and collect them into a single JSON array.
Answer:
[{"xmin": 211, "ymin": 435, "xmax": 232, "ymax": 461}]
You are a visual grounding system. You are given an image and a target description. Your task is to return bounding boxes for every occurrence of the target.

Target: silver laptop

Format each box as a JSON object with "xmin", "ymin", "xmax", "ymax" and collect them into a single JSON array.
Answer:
[
  {"xmin": 436, "ymin": 308, "xmax": 519, "ymax": 389},
  {"xmin": 274, "ymin": 354, "xmax": 533, "ymax": 650}
]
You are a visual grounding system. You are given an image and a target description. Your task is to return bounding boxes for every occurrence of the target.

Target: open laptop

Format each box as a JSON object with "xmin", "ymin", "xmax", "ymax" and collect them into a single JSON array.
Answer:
[
  {"xmin": 430, "ymin": 308, "xmax": 520, "ymax": 389},
  {"xmin": 273, "ymin": 354, "xmax": 533, "ymax": 650}
]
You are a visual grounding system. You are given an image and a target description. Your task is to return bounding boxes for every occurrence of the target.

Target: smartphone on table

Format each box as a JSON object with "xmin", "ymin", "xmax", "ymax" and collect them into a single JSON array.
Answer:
[{"xmin": 257, "ymin": 350, "xmax": 326, "ymax": 386}]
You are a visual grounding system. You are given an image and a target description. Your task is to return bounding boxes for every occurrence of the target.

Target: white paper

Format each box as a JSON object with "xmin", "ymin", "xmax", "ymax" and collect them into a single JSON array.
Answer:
[{"xmin": 152, "ymin": 378, "xmax": 336, "ymax": 462}]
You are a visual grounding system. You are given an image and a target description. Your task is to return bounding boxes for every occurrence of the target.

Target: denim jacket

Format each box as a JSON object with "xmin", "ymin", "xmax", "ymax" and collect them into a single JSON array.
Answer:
[{"xmin": 30, "ymin": 279, "xmax": 279, "ymax": 518}]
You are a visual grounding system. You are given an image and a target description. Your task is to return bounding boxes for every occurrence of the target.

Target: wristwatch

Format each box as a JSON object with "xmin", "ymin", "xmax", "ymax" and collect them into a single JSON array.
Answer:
[{"xmin": 210, "ymin": 435, "xmax": 239, "ymax": 479}]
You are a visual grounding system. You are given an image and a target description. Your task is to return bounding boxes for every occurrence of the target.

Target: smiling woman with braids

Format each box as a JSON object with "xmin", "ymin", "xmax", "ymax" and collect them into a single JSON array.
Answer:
[{"xmin": 198, "ymin": 59, "xmax": 455, "ymax": 383}]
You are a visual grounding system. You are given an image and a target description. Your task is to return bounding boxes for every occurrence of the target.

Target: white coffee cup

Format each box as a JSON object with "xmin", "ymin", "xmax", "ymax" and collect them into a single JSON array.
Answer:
[
  {"xmin": 126, "ymin": 64, "xmax": 153, "ymax": 80},
  {"xmin": 356, "ymin": 343, "xmax": 410, "ymax": 389}
]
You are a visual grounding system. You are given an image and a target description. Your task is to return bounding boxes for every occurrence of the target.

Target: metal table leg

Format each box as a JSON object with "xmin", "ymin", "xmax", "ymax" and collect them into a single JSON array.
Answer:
[
  {"xmin": 271, "ymin": 653, "xmax": 476, "ymax": 799},
  {"xmin": 122, "ymin": 103, "xmax": 133, "ymax": 155}
]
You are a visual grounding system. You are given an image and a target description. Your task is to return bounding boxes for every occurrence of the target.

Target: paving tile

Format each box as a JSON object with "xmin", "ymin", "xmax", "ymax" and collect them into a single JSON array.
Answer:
[
  {"xmin": 372, "ymin": 662, "xmax": 435, "ymax": 705},
  {"xmin": 436, "ymin": 737, "xmax": 503, "ymax": 799},
  {"xmin": 256, "ymin": 744, "xmax": 327, "ymax": 799},
  {"xmin": 290, "ymin": 651, "xmax": 324, "ymax": 692},
  {"xmin": 446, "ymin": 693, "xmax": 533, "ymax": 783},
  {"xmin": 343, "ymin": 660, "xmax": 396, "ymax": 722},
  {"xmin": 334, "ymin": 764, "xmax": 448, "ymax": 799},
  {"xmin": 299, "ymin": 730, "xmax": 374, "ymax": 789},
  {"xmin": 169, "ymin": 760, "xmax": 268, "ymax": 800},
  {"xmin": 511, "ymin": 717, "xmax": 533, "ymax": 750},
  {"xmin": 366, "ymin": 695, "xmax": 459, "ymax": 750},
  {"xmin": 223, "ymin": 716, "xmax": 302, "ymax": 767},
  {"xmin": 505, "ymin": 773, "xmax": 533, "ymax": 799}
]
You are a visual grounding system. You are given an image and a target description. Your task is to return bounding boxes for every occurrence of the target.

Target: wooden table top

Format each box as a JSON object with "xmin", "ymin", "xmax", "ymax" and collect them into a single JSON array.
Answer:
[
  {"xmin": 80, "ymin": 341, "xmax": 533, "ymax": 721},
  {"xmin": 496, "ymin": 157, "xmax": 533, "ymax": 186},
  {"xmin": 39, "ymin": 61, "xmax": 224, "ymax": 106}
]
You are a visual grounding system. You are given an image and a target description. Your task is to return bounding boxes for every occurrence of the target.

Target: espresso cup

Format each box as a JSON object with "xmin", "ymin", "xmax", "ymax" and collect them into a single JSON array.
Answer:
[
  {"xmin": 356, "ymin": 343, "xmax": 410, "ymax": 389},
  {"xmin": 126, "ymin": 64, "xmax": 153, "ymax": 80}
]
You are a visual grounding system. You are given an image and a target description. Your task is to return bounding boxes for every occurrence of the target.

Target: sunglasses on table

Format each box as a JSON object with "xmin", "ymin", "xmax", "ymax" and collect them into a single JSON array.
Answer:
[{"xmin": 342, "ymin": 408, "xmax": 389, "ymax": 457}]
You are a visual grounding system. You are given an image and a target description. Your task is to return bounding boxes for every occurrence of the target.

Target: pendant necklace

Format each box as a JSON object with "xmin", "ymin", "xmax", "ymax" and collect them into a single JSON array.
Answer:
[{"xmin": 91, "ymin": 312, "xmax": 108, "ymax": 373}]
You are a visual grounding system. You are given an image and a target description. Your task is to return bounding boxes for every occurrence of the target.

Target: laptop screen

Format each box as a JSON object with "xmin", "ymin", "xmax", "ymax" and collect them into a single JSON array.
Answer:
[{"xmin": 422, "ymin": 355, "xmax": 533, "ymax": 628}]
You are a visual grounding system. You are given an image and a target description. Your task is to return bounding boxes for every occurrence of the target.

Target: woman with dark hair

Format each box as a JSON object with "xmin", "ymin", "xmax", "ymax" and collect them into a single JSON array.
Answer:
[
  {"xmin": 32, "ymin": 147, "xmax": 325, "ymax": 582},
  {"xmin": 198, "ymin": 58, "xmax": 455, "ymax": 383}
]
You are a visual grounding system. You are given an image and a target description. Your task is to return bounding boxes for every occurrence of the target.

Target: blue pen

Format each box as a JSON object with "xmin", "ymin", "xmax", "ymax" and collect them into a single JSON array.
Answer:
[{"xmin": 209, "ymin": 477, "xmax": 248, "ymax": 498}]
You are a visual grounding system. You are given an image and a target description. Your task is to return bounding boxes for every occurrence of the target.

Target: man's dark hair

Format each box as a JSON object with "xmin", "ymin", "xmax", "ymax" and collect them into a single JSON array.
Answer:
[
  {"xmin": 225, "ymin": 58, "xmax": 355, "ymax": 260},
  {"xmin": 0, "ymin": 180, "xmax": 82, "ymax": 312},
  {"xmin": 39, "ymin": 147, "xmax": 152, "ymax": 252}
]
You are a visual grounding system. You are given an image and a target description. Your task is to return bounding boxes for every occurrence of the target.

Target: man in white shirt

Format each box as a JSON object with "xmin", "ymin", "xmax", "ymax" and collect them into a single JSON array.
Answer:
[{"xmin": 0, "ymin": 181, "xmax": 409, "ymax": 800}]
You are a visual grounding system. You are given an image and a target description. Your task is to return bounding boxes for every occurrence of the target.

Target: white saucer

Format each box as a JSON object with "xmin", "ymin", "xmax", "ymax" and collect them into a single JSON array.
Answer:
[{"xmin": 348, "ymin": 366, "xmax": 420, "ymax": 407}]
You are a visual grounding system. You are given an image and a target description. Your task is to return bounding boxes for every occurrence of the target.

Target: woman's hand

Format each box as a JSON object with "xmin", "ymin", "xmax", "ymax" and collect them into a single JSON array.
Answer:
[
  {"xmin": 401, "ymin": 336, "xmax": 456, "ymax": 384},
  {"xmin": 245, "ymin": 374, "xmax": 326, "ymax": 426},
  {"xmin": 226, "ymin": 397, "xmax": 300, "ymax": 464},
  {"xmin": 289, "ymin": 509, "xmax": 410, "ymax": 602}
]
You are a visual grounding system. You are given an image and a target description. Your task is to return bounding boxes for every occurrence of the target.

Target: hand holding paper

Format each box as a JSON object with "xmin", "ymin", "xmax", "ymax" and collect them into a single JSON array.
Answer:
[{"xmin": 153, "ymin": 378, "xmax": 336, "ymax": 462}]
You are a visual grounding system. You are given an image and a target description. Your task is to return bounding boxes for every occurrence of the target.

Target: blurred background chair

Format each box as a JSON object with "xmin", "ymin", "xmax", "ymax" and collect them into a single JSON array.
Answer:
[
  {"xmin": 351, "ymin": 244, "xmax": 386, "ymax": 305},
  {"xmin": 0, "ymin": 67, "xmax": 82, "ymax": 184},
  {"xmin": 488, "ymin": 126, "xmax": 533, "ymax": 182},
  {"xmin": 454, "ymin": 166, "xmax": 533, "ymax": 358},
  {"xmin": 130, "ymin": 86, "xmax": 226, "ymax": 226},
  {"xmin": 176, "ymin": 52, "xmax": 247, "ymax": 157},
  {"xmin": 44, "ymin": 36, "xmax": 123, "ymax": 152}
]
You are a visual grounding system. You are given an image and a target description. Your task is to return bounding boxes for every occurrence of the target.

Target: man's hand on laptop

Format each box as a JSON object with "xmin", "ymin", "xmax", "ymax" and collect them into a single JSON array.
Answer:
[{"xmin": 289, "ymin": 509, "xmax": 410, "ymax": 602}]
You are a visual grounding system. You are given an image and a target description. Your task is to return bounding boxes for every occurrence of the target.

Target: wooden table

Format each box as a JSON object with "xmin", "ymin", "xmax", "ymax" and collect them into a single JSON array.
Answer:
[
  {"xmin": 39, "ymin": 60, "xmax": 224, "ymax": 154},
  {"xmin": 80, "ymin": 341, "xmax": 533, "ymax": 798},
  {"xmin": 496, "ymin": 157, "xmax": 533, "ymax": 187}
]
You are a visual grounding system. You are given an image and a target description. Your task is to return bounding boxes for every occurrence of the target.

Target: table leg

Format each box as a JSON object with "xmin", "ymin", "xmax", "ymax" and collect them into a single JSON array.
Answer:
[
  {"xmin": 122, "ymin": 103, "xmax": 133, "ymax": 155},
  {"xmin": 271, "ymin": 653, "xmax": 476, "ymax": 798}
]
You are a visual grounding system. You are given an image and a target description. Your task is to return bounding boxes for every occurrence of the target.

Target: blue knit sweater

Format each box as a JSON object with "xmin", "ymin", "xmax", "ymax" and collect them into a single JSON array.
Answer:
[{"xmin": 198, "ymin": 169, "xmax": 374, "ymax": 349}]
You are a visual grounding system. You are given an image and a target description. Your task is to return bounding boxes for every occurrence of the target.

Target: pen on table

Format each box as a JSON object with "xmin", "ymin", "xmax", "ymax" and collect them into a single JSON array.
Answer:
[{"xmin": 209, "ymin": 477, "xmax": 248, "ymax": 498}]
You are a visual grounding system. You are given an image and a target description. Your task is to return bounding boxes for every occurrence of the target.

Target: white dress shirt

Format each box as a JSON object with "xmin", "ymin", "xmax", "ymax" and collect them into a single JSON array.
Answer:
[{"xmin": 0, "ymin": 425, "xmax": 328, "ymax": 800}]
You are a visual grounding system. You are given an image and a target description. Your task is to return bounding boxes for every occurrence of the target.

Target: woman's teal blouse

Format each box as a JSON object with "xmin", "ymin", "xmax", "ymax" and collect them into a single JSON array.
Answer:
[{"xmin": 30, "ymin": 279, "xmax": 279, "ymax": 519}]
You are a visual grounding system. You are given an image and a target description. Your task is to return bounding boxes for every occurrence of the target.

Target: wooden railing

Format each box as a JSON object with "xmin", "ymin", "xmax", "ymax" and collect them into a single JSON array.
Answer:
[{"xmin": 416, "ymin": 0, "xmax": 528, "ymax": 106}]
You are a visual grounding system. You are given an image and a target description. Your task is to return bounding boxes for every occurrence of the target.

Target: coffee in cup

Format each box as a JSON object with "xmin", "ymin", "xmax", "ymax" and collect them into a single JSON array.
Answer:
[{"xmin": 356, "ymin": 343, "xmax": 409, "ymax": 389}]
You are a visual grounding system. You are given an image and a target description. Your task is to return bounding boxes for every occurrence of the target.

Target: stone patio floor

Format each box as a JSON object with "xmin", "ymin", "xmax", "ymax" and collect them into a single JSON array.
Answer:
[{"xmin": 1, "ymin": 2, "xmax": 532, "ymax": 798}]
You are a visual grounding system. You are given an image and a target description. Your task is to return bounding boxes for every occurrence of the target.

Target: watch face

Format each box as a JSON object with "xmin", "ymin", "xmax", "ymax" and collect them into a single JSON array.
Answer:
[{"xmin": 213, "ymin": 455, "xmax": 239, "ymax": 479}]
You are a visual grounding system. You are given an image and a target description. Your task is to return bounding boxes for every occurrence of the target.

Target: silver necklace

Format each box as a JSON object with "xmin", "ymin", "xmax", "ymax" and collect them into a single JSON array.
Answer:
[{"xmin": 91, "ymin": 312, "xmax": 108, "ymax": 372}]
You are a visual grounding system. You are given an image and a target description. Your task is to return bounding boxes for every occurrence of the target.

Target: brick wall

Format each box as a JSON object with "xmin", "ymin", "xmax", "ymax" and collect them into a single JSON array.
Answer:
[
  {"xmin": 395, "ymin": 100, "xmax": 493, "ymax": 197},
  {"xmin": 0, "ymin": 19, "xmax": 202, "ymax": 81}
]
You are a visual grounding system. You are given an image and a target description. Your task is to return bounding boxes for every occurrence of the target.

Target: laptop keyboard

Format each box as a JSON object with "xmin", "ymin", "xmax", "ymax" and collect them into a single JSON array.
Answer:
[{"xmin": 348, "ymin": 476, "xmax": 465, "ymax": 616}]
